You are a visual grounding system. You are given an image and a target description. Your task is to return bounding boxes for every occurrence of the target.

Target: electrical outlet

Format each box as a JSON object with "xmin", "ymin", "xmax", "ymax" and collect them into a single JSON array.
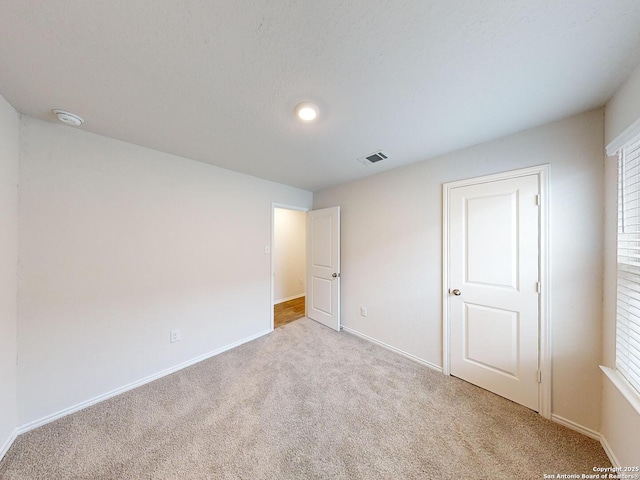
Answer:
[
  {"xmin": 170, "ymin": 329, "xmax": 181, "ymax": 343},
  {"xmin": 360, "ymin": 306, "xmax": 368, "ymax": 317}
]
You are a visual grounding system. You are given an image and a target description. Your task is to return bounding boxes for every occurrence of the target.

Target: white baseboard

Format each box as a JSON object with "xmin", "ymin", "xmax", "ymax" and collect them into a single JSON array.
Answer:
[
  {"xmin": 342, "ymin": 325, "xmax": 442, "ymax": 373},
  {"xmin": 274, "ymin": 293, "xmax": 305, "ymax": 305},
  {"xmin": 17, "ymin": 329, "xmax": 272, "ymax": 435},
  {"xmin": 599, "ymin": 434, "xmax": 621, "ymax": 469},
  {"xmin": 551, "ymin": 414, "xmax": 600, "ymax": 440},
  {"xmin": 0, "ymin": 428, "xmax": 18, "ymax": 461},
  {"xmin": 545, "ymin": 415, "xmax": 622, "ymax": 469}
]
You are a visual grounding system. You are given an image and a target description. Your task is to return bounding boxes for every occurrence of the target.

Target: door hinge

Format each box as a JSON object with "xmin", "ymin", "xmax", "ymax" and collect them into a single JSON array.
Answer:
[
  {"xmin": 537, "ymin": 370, "xmax": 542, "ymax": 383},
  {"xmin": 535, "ymin": 194, "xmax": 540, "ymax": 206},
  {"xmin": 536, "ymin": 281, "xmax": 541, "ymax": 293}
]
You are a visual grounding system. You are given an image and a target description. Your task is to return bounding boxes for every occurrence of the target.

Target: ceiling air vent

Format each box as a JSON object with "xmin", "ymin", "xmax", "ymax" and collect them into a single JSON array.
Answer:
[{"xmin": 358, "ymin": 150, "xmax": 388, "ymax": 165}]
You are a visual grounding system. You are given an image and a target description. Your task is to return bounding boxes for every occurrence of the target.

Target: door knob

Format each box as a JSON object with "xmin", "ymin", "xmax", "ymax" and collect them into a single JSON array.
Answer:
[
  {"xmin": 332, "ymin": 273, "xmax": 340, "ymax": 278},
  {"xmin": 451, "ymin": 289, "xmax": 461, "ymax": 296}
]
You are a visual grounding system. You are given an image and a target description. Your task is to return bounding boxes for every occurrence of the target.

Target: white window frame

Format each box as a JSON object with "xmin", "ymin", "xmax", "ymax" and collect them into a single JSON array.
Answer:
[
  {"xmin": 615, "ymin": 138, "xmax": 640, "ymax": 391},
  {"xmin": 604, "ymin": 118, "xmax": 640, "ymax": 416}
]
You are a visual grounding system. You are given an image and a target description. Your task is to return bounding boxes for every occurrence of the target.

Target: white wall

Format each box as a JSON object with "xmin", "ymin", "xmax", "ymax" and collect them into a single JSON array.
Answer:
[
  {"xmin": 273, "ymin": 208, "xmax": 306, "ymax": 303},
  {"xmin": 314, "ymin": 110, "xmax": 605, "ymax": 432},
  {"xmin": 0, "ymin": 94, "xmax": 19, "ymax": 456},
  {"xmin": 605, "ymin": 62, "xmax": 640, "ymax": 145},
  {"xmin": 18, "ymin": 117, "xmax": 312, "ymax": 426},
  {"xmin": 602, "ymin": 62, "xmax": 640, "ymax": 466}
]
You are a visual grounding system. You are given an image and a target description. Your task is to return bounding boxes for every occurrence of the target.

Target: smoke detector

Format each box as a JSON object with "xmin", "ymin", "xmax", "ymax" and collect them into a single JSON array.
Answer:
[
  {"xmin": 357, "ymin": 150, "xmax": 388, "ymax": 165},
  {"xmin": 52, "ymin": 109, "xmax": 84, "ymax": 127}
]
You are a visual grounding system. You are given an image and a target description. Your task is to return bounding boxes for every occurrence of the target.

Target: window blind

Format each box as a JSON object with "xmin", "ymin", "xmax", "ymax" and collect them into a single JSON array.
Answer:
[{"xmin": 617, "ymin": 135, "xmax": 640, "ymax": 394}]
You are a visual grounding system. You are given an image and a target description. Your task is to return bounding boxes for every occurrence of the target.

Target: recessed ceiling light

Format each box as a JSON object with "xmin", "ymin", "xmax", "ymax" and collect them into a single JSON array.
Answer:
[
  {"xmin": 294, "ymin": 102, "xmax": 319, "ymax": 122},
  {"xmin": 52, "ymin": 109, "xmax": 84, "ymax": 127}
]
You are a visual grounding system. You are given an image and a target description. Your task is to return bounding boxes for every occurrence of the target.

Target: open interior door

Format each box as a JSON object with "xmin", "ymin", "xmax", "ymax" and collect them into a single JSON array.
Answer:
[{"xmin": 307, "ymin": 207, "xmax": 340, "ymax": 331}]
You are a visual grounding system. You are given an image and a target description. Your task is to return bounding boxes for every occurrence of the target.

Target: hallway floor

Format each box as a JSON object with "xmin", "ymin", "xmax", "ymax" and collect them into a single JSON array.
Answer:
[{"xmin": 274, "ymin": 296, "xmax": 305, "ymax": 329}]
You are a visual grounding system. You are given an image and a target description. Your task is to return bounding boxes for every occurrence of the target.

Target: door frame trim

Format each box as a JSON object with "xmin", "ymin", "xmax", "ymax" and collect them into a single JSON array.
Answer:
[
  {"xmin": 442, "ymin": 164, "xmax": 551, "ymax": 419},
  {"xmin": 271, "ymin": 203, "xmax": 310, "ymax": 332}
]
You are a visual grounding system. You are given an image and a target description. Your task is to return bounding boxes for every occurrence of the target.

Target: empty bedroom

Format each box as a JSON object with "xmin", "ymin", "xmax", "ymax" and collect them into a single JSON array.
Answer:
[{"xmin": 1, "ymin": 1, "xmax": 640, "ymax": 478}]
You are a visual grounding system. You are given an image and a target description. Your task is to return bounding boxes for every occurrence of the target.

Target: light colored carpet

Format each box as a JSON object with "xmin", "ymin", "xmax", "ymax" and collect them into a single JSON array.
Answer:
[{"xmin": 0, "ymin": 318, "xmax": 609, "ymax": 479}]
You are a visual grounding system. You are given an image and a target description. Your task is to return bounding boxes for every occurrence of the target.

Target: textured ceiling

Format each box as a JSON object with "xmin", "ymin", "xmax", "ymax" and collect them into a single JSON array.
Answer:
[{"xmin": 1, "ymin": 1, "xmax": 640, "ymax": 191}]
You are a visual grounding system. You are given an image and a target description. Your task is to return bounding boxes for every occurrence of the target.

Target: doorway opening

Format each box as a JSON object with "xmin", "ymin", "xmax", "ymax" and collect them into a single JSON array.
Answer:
[{"xmin": 272, "ymin": 206, "xmax": 308, "ymax": 330}]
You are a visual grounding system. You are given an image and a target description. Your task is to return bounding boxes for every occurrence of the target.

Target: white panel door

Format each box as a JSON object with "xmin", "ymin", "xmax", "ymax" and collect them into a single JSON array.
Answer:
[
  {"xmin": 449, "ymin": 174, "xmax": 540, "ymax": 411},
  {"xmin": 307, "ymin": 207, "xmax": 340, "ymax": 331}
]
